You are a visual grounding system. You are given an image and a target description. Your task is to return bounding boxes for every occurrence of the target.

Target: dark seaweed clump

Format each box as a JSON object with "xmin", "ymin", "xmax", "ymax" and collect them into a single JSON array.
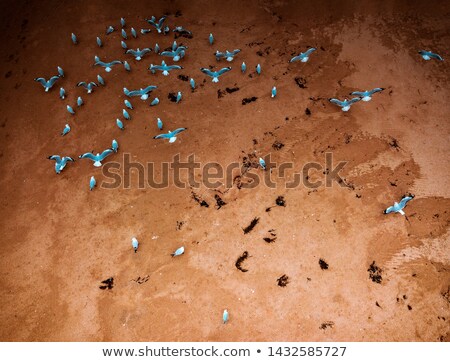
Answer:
[
  {"xmin": 368, "ymin": 261, "xmax": 382, "ymax": 283},
  {"xmin": 235, "ymin": 251, "xmax": 249, "ymax": 272},
  {"xmin": 99, "ymin": 277, "xmax": 114, "ymax": 290},
  {"xmin": 214, "ymin": 194, "xmax": 226, "ymax": 209},
  {"xmin": 277, "ymin": 274, "xmax": 289, "ymax": 287},
  {"xmin": 242, "ymin": 96, "xmax": 257, "ymax": 105},
  {"xmin": 243, "ymin": 217, "xmax": 259, "ymax": 234},
  {"xmin": 191, "ymin": 192, "xmax": 209, "ymax": 207},
  {"xmin": 319, "ymin": 258, "xmax": 329, "ymax": 270}
]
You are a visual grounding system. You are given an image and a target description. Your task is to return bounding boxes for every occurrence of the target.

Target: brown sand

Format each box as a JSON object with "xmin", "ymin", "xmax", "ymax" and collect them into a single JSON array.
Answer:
[{"xmin": 0, "ymin": 0, "xmax": 449, "ymax": 341}]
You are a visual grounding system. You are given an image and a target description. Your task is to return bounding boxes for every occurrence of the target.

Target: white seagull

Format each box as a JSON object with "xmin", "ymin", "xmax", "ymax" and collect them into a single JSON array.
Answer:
[
  {"xmin": 79, "ymin": 149, "xmax": 114, "ymax": 167},
  {"xmin": 171, "ymin": 246, "xmax": 184, "ymax": 257},
  {"xmin": 383, "ymin": 194, "xmax": 415, "ymax": 216},
  {"xmin": 200, "ymin": 67, "xmax": 231, "ymax": 83},
  {"xmin": 48, "ymin": 155, "xmax": 74, "ymax": 174},
  {"xmin": 290, "ymin": 47, "xmax": 317, "ymax": 63},
  {"xmin": 153, "ymin": 128, "xmax": 187, "ymax": 143},
  {"xmin": 350, "ymin": 88, "xmax": 384, "ymax": 102},
  {"xmin": 328, "ymin": 97, "xmax": 361, "ymax": 111},
  {"xmin": 34, "ymin": 76, "xmax": 60, "ymax": 92}
]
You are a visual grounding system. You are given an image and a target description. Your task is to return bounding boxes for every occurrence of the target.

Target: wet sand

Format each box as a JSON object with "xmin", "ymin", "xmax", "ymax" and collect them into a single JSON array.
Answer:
[{"xmin": 0, "ymin": 0, "xmax": 449, "ymax": 341}]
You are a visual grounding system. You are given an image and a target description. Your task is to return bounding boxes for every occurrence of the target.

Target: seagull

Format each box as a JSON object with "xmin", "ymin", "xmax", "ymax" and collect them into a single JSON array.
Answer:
[
  {"xmin": 383, "ymin": 194, "xmax": 415, "ymax": 216},
  {"xmin": 121, "ymin": 29, "xmax": 127, "ymax": 39},
  {"xmin": 256, "ymin": 64, "xmax": 261, "ymax": 74},
  {"xmin": 176, "ymin": 91, "xmax": 182, "ymax": 103},
  {"xmin": 141, "ymin": 28, "xmax": 152, "ymax": 34},
  {"xmin": 48, "ymin": 155, "xmax": 74, "ymax": 174},
  {"xmin": 290, "ymin": 47, "xmax": 317, "ymax": 63},
  {"xmin": 145, "ymin": 15, "xmax": 167, "ymax": 33},
  {"xmin": 190, "ymin": 78, "xmax": 195, "ymax": 90},
  {"xmin": 223, "ymin": 309, "xmax": 229, "ymax": 324},
  {"xmin": 106, "ymin": 25, "xmax": 115, "ymax": 35},
  {"xmin": 154, "ymin": 43, "xmax": 160, "ymax": 53},
  {"xmin": 259, "ymin": 157, "xmax": 266, "ymax": 170},
  {"xmin": 157, "ymin": 118, "xmax": 163, "ymax": 130},
  {"xmin": 71, "ymin": 33, "xmax": 77, "ymax": 44},
  {"xmin": 150, "ymin": 97, "xmax": 160, "ymax": 106},
  {"xmin": 160, "ymin": 47, "xmax": 186, "ymax": 62},
  {"xmin": 132, "ymin": 237, "xmax": 139, "ymax": 252},
  {"xmin": 209, "ymin": 33, "xmax": 214, "ymax": 45},
  {"xmin": 131, "ymin": 27, "xmax": 137, "ymax": 38},
  {"xmin": 90, "ymin": 176, "xmax": 96, "ymax": 191},
  {"xmin": 418, "ymin": 50, "xmax": 443, "ymax": 61},
  {"xmin": 96, "ymin": 37, "xmax": 102, "ymax": 47},
  {"xmin": 121, "ymin": 40, "xmax": 127, "ymax": 49},
  {"xmin": 94, "ymin": 58, "xmax": 122, "ymax": 72},
  {"xmin": 123, "ymin": 61, "xmax": 131, "ymax": 71},
  {"xmin": 271, "ymin": 86, "xmax": 277, "ymax": 98},
  {"xmin": 126, "ymin": 47, "xmax": 151, "ymax": 61},
  {"xmin": 57, "ymin": 66, "xmax": 64, "ymax": 78},
  {"xmin": 61, "ymin": 123, "xmax": 71, "ymax": 136},
  {"xmin": 120, "ymin": 17, "xmax": 126, "ymax": 27},
  {"xmin": 34, "ymin": 76, "xmax": 60, "ymax": 92},
  {"xmin": 124, "ymin": 99, "xmax": 133, "ymax": 109},
  {"xmin": 79, "ymin": 149, "xmax": 114, "ymax": 167},
  {"xmin": 200, "ymin": 67, "xmax": 231, "ymax": 82},
  {"xmin": 328, "ymin": 97, "xmax": 361, "ymax": 111},
  {"xmin": 116, "ymin": 118, "xmax": 124, "ymax": 130},
  {"xmin": 123, "ymin": 109, "xmax": 130, "ymax": 120},
  {"xmin": 67, "ymin": 105, "xmax": 75, "ymax": 115},
  {"xmin": 171, "ymin": 246, "xmax": 184, "ymax": 257},
  {"xmin": 77, "ymin": 96, "xmax": 83, "ymax": 107},
  {"xmin": 215, "ymin": 49, "xmax": 241, "ymax": 61},
  {"xmin": 112, "ymin": 139, "xmax": 119, "ymax": 152},
  {"xmin": 77, "ymin": 81, "xmax": 98, "ymax": 93},
  {"xmin": 97, "ymin": 74, "xmax": 105, "ymax": 85},
  {"xmin": 153, "ymin": 128, "xmax": 187, "ymax": 143},
  {"xmin": 350, "ymin": 88, "xmax": 385, "ymax": 101},
  {"xmin": 149, "ymin": 60, "xmax": 183, "ymax": 76},
  {"xmin": 241, "ymin": 62, "xmax": 246, "ymax": 73},
  {"xmin": 59, "ymin": 87, "xmax": 66, "ymax": 99},
  {"xmin": 123, "ymin": 85, "xmax": 157, "ymax": 100}
]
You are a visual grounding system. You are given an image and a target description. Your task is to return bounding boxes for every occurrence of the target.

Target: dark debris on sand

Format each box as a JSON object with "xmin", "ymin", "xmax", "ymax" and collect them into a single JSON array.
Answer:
[
  {"xmin": 272, "ymin": 140, "xmax": 284, "ymax": 150},
  {"xmin": 168, "ymin": 92, "xmax": 178, "ymax": 102},
  {"xmin": 214, "ymin": 194, "xmax": 226, "ymax": 209},
  {"xmin": 132, "ymin": 275, "xmax": 150, "ymax": 284},
  {"xmin": 242, "ymin": 96, "xmax": 257, "ymax": 105},
  {"xmin": 319, "ymin": 258, "xmax": 329, "ymax": 270},
  {"xmin": 243, "ymin": 217, "xmax": 259, "ymax": 234},
  {"xmin": 305, "ymin": 108, "xmax": 311, "ymax": 116},
  {"xmin": 276, "ymin": 196, "xmax": 286, "ymax": 207},
  {"xmin": 191, "ymin": 192, "xmax": 209, "ymax": 207},
  {"xmin": 99, "ymin": 277, "xmax": 114, "ymax": 290},
  {"xmin": 295, "ymin": 77, "xmax": 307, "ymax": 89},
  {"xmin": 389, "ymin": 137, "xmax": 400, "ymax": 151},
  {"xmin": 277, "ymin": 274, "xmax": 289, "ymax": 287},
  {"xmin": 178, "ymin": 74, "xmax": 189, "ymax": 81},
  {"xmin": 320, "ymin": 321, "xmax": 334, "ymax": 330},
  {"xmin": 235, "ymin": 251, "xmax": 249, "ymax": 272},
  {"xmin": 368, "ymin": 261, "xmax": 382, "ymax": 283}
]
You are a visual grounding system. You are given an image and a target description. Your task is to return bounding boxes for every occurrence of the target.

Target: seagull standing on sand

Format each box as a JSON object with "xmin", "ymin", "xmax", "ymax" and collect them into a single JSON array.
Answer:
[
  {"xmin": 116, "ymin": 119, "xmax": 124, "ymax": 130},
  {"xmin": 79, "ymin": 149, "xmax": 114, "ymax": 167},
  {"xmin": 259, "ymin": 157, "xmax": 266, "ymax": 170},
  {"xmin": 223, "ymin": 309, "xmax": 229, "ymax": 324},
  {"xmin": 350, "ymin": 88, "xmax": 384, "ymax": 101},
  {"xmin": 123, "ymin": 61, "xmax": 131, "ymax": 71},
  {"xmin": 61, "ymin": 124, "xmax": 71, "ymax": 136},
  {"xmin": 59, "ymin": 87, "xmax": 66, "ymax": 99},
  {"xmin": 106, "ymin": 25, "xmax": 115, "ymax": 35},
  {"xmin": 418, "ymin": 50, "xmax": 443, "ymax": 61},
  {"xmin": 157, "ymin": 118, "xmax": 163, "ymax": 130},
  {"xmin": 383, "ymin": 194, "xmax": 415, "ymax": 216},
  {"xmin": 96, "ymin": 37, "xmax": 102, "ymax": 47},
  {"xmin": 67, "ymin": 105, "xmax": 75, "ymax": 115},
  {"xmin": 77, "ymin": 96, "xmax": 83, "ymax": 107},
  {"xmin": 290, "ymin": 47, "xmax": 317, "ymax": 63},
  {"xmin": 121, "ymin": 40, "xmax": 127, "ymax": 49},
  {"xmin": 90, "ymin": 176, "xmax": 96, "ymax": 191},
  {"xmin": 171, "ymin": 246, "xmax": 184, "ymax": 257},
  {"xmin": 71, "ymin": 33, "xmax": 77, "ymax": 44},
  {"xmin": 190, "ymin": 78, "xmax": 195, "ymax": 90},
  {"xmin": 256, "ymin": 64, "xmax": 261, "ymax": 74},
  {"xmin": 48, "ymin": 155, "xmax": 74, "ymax": 174},
  {"xmin": 153, "ymin": 128, "xmax": 187, "ymax": 143},
  {"xmin": 209, "ymin": 33, "xmax": 214, "ymax": 45},
  {"xmin": 123, "ymin": 109, "xmax": 130, "ymax": 120},
  {"xmin": 57, "ymin": 66, "xmax": 64, "ymax": 77},
  {"xmin": 120, "ymin": 17, "xmax": 126, "ymax": 27},
  {"xmin": 34, "ymin": 76, "xmax": 60, "ymax": 92},
  {"xmin": 132, "ymin": 237, "xmax": 139, "ymax": 252},
  {"xmin": 176, "ymin": 91, "xmax": 182, "ymax": 103},
  {"xmin": 328, "ymin": 97, "xmax": 361, "ymax": 111},
  {"xmin": 271, "ymin": 86, "xmax": 277, "ymax": 98},
  {"xmin": 200, "ymin": 67, "xmax": 231, "ymax": 83},
  {"xmin": 112, "ymin": 139, "xmax": 119, "ymax": 152},
  {"xmin": 124, "ymin": 99, "xmax": 133, "ymax": 109},
  {"xmin": 241, "ymin": 62, "xmax": 246, "ymax": 73},
  {"xmin": 121, "ymin": 28, "xmax": 127, "ymax": 39}
]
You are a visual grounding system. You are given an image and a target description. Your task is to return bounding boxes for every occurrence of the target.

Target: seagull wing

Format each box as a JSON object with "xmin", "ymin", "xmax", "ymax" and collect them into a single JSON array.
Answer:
[
  {"xmin": 329, "ymin": 98, "xmax": 343, "ymax": 106},
  {"xmin": 65, "ymin": 157, "xmax": 75, "ymax": 162},
  {"xmin": 350, "ymin": 91, "xmax": 365, "ymax": 97},
  {"xmin": 289, "ymin": 55, "xmax": 301, "ymax": 62},
  {"xmin": 94, "ymin": 61, "xmax": 107, "ymax": 67},
  {"xmin": 49, "ymin": 155, "xmax": 61, "ymax": 162},
  {"xmin": 79, "ymin": 152, "xmax": 97, "ymax": 161},
  {"xmin": 217, "ymin": 67, "xmax": 232, "ymax": 76},
  {"xmin": 200, "ymin": 68, "xmax": 215, "ymax": 77},
  {"xmin": 398, "ymin": 195, "xmax": 414, "ymax": 209},
  {"xmin": 160, "ymin": 50, "xmax": 176, "ymax": 57},
  {"xmin": 77, "ymin": 81, "xmax": 87, "ymax": 87},
  {"xmin": 171, "ymin": 128, "xmax": 187, "ymax": 136},
  {"xmin": 142, "ymin": 85, "xmax": 157, "ymax": 93},
  {"xmin": 48, "ymin": 76, "xmax": 60, "ymax": 86},
  {"xmin": 109, "ymin": 60, "xmax": 123, "ymax": 66},
  {"xmin": 157, "ymin": 16, "xmax": 167, "ymax": 28},
  {"xmin": 369, "ymin": 87, "xmax": 385, "ymax": 95},
  {"xmin": 154, "ymin": 133, "xmax": 170, "ymax": 139},
  {"xmin": 35, "ymin": 78, "xmax": 47, "ymax": 86},
  {"xmin": 232, "ymin": 49, "xmax": 241, "ymax": 55},
  {"xmin": 430, "ymin": 52, "xmax": 443, "ymax": 61},
  {"xmin": 100, "ymin": 148, "xmax": 113, "ymax": 160},
  {"xmin": 126, "ymin": 49, "xmax": 138, "ymax": 56},
  {"xmin": 89, "ymin": 82, "xmax": 98, "ymax": 87},
  {"xmin": 384, "ymin": 205, "xmax": 395, "ymax": 214},
  {"xmin": 127, "ymin": 90, "xmax": 142, "ymax": 97},
  {"xmin": 348, "ymin": 97, "xmax": 362, "ymax": 104},
  {"xmin": 304, "ymin": 47, "xmax": 317, "ymax": 56}
]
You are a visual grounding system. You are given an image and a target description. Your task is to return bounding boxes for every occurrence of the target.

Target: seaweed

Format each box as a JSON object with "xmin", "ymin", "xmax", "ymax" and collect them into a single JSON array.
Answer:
[
  {"xmin": 319, "ymin": 258, "xmax": 329, "ymax": 270},
  {"xmin": 243, "ymin": 217, "xmax": 259, "ymax": 234},
  {"xmin": 242, "ymin": 96, "xmax": 257, "ymax": 105},
  {"xmin": 277, "ymin": 274, "xmax": 289, "ymax": 287},
  {"xmin": 99, "ymin": 277, "xmax": 114, "ymax": 290},
  {"xmin": 214, "ymin": 194, "xmax": 226, "ymax": 209},
  {"xmin": 235, "ymin": 251, "xmax": 249, "ymax": 272},
  {"xmin": 368, "ymin": 261, "xmax": 382, "ymax": 283}
]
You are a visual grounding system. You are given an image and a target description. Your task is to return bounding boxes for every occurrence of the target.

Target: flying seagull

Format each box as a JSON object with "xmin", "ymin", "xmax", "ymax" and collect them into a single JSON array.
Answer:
[
  {"xmin": 271, "ymin": 86, "xmax": 277, "ymax": 98},
  {"xmin": 215, "ymin": 49, "xmax": 241, "ymax": 62},
  {"xmin": 223, "ymin": 309, "xmax": 229, "ymax": 324},
  {"xmin": 290, "ymin": 47, "xmax": 317, "ymax": 63},
  {"xmin": 123, "ymin": 85, "xmax": 157, "ymax": 100},
  {"xmin": 418, "ymin": 50, "xmax": 443, "ymax": 61},
  {"xmin": 350, "ymin": 88, "xmax": 384, "ymax": 101},
  {"xmin": 112, "ymin": 139, "xmax": 119, "ymax": 152},
  {"xmin": 79, "ymin": 149, "xmax": 114, "ymax": 167},
  {"xmin": 328, "ymin": 97, "xmax": 361, "ymax": 111},
  {"xmin": 383, "ymin": 194, "xmax": 415, "ymax": 216},
  {"xmin": 116, "ymin": 118, "xmax": 124, "ymax": 130},
  {"xmin": 159, "ymin": 47, "xmax": 186, "ymax": 62},
  {"xmin": 94, "ymin": 58, "xmax": 122, "ymax": 72},
  {"xmin": 145, "ymin": 15, "xmax": 167, "ymax": 33},
  {"xmin": 61, "ymin": 123, "xmax": 71, "ymax": 136},
  {"xmin": 149, "ymin": 60, "xmax": 183, "ymax": 76},
  {"xmin": 57, "ymin": 66, "xmax": 64, "ymax": 78},
  {"xmin": 48, "ymin": 155, "xmax": 74, "ymax": 174},
  {"xmin": 126, "ymin": 47, "xmax": 152, "ymax": 61},
  {"xmin": 132, "ymin": 237, "xmax": 139, "ymax": 252},
  {"xmin": 34, "ymin": 76, "xmax": 60, "ymax": 92},
  {"xmin": 90, "ymin": 176, "xmax": 96, "ymax": 191},
  {"xmin": 153, "ymin": 128, "xmax": 187, "ymax": 143},
  {"xmin": 77, "ymin": 81, "xmax": 98, "ymax": 93},
  {"xmin": 171, "ymin": 246, "xmax": 184, "ymax": 257},
  {"xmin": 200, "ymin": 67, "xmax": 231, "ymax": 83}
]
